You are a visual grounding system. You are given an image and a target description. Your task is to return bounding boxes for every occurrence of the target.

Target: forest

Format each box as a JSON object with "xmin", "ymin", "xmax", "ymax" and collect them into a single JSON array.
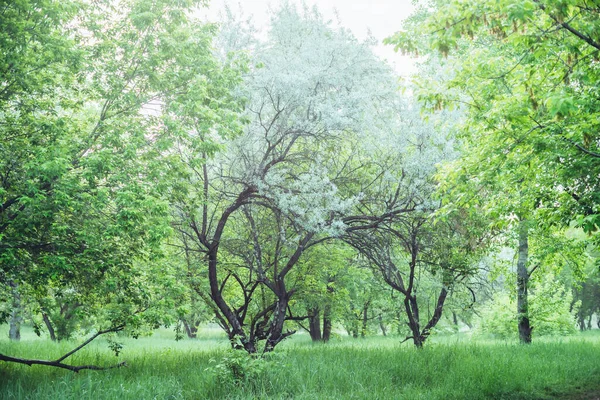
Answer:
[{"xmin": 1, "ymin": 0, "xmax": 599, "ymax": 398}]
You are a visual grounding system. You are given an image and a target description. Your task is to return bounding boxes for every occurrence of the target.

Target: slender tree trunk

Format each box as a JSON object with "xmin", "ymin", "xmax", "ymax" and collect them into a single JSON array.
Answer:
[
  {"xmin": 322, "ymin": 304, "xmax": 332, "ymax": 342},
  {"xmin": 578, "ymin": 314, "xmax": 586, "ymax": 331},
  {"xmin": 361, "ymin": 300, "xmax": 370, "ymax": 337},
  {"xmin": 42, "ymin": 312, "xmax": 57, "ymax": 341},
  {"xmin": 308, "ymin": 307, "xmax": 322, "ymax": 341},
  {"xmin": 404, "ymin": 295, "xmax": 422, "ymax": 347},
  {"xmin": 517, "ymin": 219, "xmax": 533, "ymax": 344},
  {"xmin": 208, "ymin": 246, "xmax": 256, "ymax": 353},
  {"xmin": 378, "ymin": 314, "xmax": 387, "ymax": 336},
  {"xmin": 8, "ymin": 281, "xmax": 22, "ymax": 341},
  {"xmin": 452, "ymin": 311, "xmax": 458, "ymax": 326},
  {"xmin": 182, "ymin": 319, "xmax": 198, "ymax": 339},
  {"xmin": 403, "ymin": 286, "xmax": 449, "ymax": 348}
]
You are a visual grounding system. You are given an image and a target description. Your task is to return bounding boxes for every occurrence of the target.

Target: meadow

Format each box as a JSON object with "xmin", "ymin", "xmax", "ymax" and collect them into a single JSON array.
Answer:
[{"xmin": 1, "ymin": 326, "xmax": 600, "ymax": 399}]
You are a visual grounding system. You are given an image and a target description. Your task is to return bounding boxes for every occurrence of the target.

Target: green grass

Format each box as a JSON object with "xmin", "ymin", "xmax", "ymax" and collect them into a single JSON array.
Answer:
[{"xmin": 1, "ymin": 326, "xmax": 600, "ymax": 399}]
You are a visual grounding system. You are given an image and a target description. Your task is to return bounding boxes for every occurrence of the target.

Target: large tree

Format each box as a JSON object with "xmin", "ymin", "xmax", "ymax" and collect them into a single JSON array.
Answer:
[
  {"xmin": 387, "ymin": 0, "xmax": 600, "ymax": 342},
  {"xmin": 0, "ymin": 0, "xmax": 241, "ymax": 369},
  {"xmin": 171, "ymin": 3, "xmax": 424, "ymax": 354}
]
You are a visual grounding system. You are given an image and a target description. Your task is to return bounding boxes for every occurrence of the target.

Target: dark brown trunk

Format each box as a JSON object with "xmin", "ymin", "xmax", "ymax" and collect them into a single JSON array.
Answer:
[
  {"xmin": 413, "ymin": 335, "xmax": 424, "ymax": 348},
  {"xmin": 404, "ymin": 295, "xmax": 421, "ymax": 346},
  {"xmin": 308, "ymin": 308, "xmax": 322, "ymax": 341},
  {"xmin": 517, "ymin": 219, "xmax": 533, "ymax": 344},
  {"xmin": 403, "ymin": 286, "xmax": 449, "ymax": 348},
  {"xmin": 42, "ymin": 312, "xmax": 57, "ymax": 341},
  {"xmin": 208, "ymin": 245, "xmax": 255, "ymax": 353},
  {"xmin": 207, "ymin": 189, "xmax": 257, "ymax": 353},
  {"xmin": 264, "ymin": 293, "xmax": 290, "ymax": 352}
]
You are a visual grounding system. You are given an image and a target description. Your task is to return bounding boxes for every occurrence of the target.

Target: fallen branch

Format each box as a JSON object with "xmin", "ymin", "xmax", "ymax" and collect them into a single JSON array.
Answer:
[{"xmin": 0, "ymin": 325, "xmax": 127, "ymax": 372}]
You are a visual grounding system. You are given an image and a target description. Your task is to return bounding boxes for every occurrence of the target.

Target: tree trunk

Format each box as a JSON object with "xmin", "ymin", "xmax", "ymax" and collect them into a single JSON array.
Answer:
[
  {"xmin": 322, "ymin": 304, "xmax": 332, "ymax": 342},
  {"xmin": 42, "ymin": 312, "xmax": 57, "ymax": 341},
  {"xmin": 208, "ymin": 245, "xmax": 256, "ymax": 353},
  {"xmin": 578, "ymin": 313, "xmax": 586, "ymax": 331},
  {"xmin": 452, "ymin": 311, "xmax": 458, "ymax": 326},
  {"xmin": 517, "ymin": 219, "xmax": 533, "ymax": 344},
  {"xmin": 403, "ymin": 286, "xmax": 449, "ymax": 348},
  {"xmin": 182, "ymin": 319, "xmax": 198, "ymax": 339},
  {"xmin": 8, "ymin": 281, "xmax": 22, "ymax": 341},
  {"xmin": 361, "ymin": 300, "xmax": 370, "ymax": 337},
  {"xmin": 264, "ymin": 294, "xmax": 290, "ymax": 352},
  {"xmin": 378, "ymin": 314, "xmax": 387, "ymax": 336},
  {"xmin": 308, "ymin": 307, "xmax": 322, "ymax": 341},
  {"xmin": 404, "ymin": 295, "xmax": 422, "ymax": 347}
]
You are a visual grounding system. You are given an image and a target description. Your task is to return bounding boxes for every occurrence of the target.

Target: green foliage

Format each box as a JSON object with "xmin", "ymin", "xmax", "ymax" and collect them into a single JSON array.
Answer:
[
  {"xmin": 389, "ymin": 0, "xmax": 600, "ymax": 248},
  {"xmin": 478, "ymin": 276, "xmax": 578, "ymax": 339},
  {"xmin": 208, "ymin": 350, "xmax": 284, "ymax": 390},
  {"xmin": 0, "ymin": 0, "xmax": 243, "ymax": 341}
]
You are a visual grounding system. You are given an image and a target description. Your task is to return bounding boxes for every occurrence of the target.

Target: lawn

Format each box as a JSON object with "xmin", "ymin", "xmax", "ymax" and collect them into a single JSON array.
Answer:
[{"xmin": 1, "ymin": 326, "xmax": 599, "ymax": 399}]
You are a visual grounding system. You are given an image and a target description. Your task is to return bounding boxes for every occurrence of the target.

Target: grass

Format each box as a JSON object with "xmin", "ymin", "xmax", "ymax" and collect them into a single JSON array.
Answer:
[{"xmin": 1, "ymin": 326, "xmax": 600, "ymax": 399}]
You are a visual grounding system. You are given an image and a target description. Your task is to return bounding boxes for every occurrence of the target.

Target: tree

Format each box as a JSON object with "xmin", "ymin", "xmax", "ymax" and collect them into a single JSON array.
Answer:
[
  {"xmin": 346, "ymin": 204, "xmax": 487, "ymax": 347},
  {"xmin": 172, "ymin": 3, "xmax": 418, "ymax": 354},
  {"xmin": 387, "ymin": 0, "xmax": 600, "ymax": 342},
  {"xmin": 0, "ymin": 0, "xmax": 239, "ymax": 369}
]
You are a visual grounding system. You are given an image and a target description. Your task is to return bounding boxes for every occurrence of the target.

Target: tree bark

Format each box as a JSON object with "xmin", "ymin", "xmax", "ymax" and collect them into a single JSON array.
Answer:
[
  {"xmin": 264, "ymin": 292, "xmax": 291, "ymax": 352},
  {"xmin": 42, "ymin": 312, "xmax": 57, "ymax": 341},
  {"xmin": 8, "ymin": 281, "xmax": 22, "ymax": 341},
  {"xmin": 322, "ymin": 304, "xmax": 332, "ymax": 342},
  {"xmin": 361, "ymin": 300, "xmax": 370, "ymax": 337},
  {"xmin": 404, "ymin": 295, "xmax": 422, "ymax": 347},
  {"xmin": 378, "ymin": 314, "xmax": 387, "ymax": 336},
  {"xmin": 308, "ymin": 307, "xmax": 322, "ymax": 341},
  {"xmin": 517, "ymin": 219, "xmax": 533, "ymax": 344},
  {"xmin": 182, "ymin": 319, "xmax": 198, "ymax": 339}
]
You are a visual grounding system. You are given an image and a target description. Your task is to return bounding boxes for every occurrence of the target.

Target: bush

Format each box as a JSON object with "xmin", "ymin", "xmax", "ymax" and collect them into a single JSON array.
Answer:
[{"xmin": 208, "ymin": 350, "xmax": 283, "ymax": 390}]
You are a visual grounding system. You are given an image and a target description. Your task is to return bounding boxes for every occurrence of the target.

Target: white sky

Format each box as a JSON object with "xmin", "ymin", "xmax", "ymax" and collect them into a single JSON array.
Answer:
[{"xmin": 199, "ymin": 0, "xmax": 417, "ymax": 76}]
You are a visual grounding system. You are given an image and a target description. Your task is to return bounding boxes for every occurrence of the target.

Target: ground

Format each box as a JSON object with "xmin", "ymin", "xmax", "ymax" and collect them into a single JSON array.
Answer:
[{"xmin": 1, "ymin": 326, "xmax": 599, "ymax": 399}]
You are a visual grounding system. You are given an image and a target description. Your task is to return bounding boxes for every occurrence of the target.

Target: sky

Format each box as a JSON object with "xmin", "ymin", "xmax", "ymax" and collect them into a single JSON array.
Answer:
[{"xmin": 199, "ymin": 0, "xmax": 418, "ymax": 76}]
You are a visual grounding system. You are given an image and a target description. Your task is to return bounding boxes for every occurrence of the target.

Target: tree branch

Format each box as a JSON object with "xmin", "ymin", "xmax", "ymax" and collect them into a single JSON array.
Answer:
[{"xmin": 0, "ymin": 325, "xmax": 126, "ymax": 372}]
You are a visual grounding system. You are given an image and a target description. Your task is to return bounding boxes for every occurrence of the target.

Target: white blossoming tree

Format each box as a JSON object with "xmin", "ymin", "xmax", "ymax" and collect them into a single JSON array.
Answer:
[
  {"xmin": 170, "ymin": 2, "xmax": 484, "ymax": 352},
  {"xmin": 170, "ymin": 3, "xmax": 427, "ymax": 353}
]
